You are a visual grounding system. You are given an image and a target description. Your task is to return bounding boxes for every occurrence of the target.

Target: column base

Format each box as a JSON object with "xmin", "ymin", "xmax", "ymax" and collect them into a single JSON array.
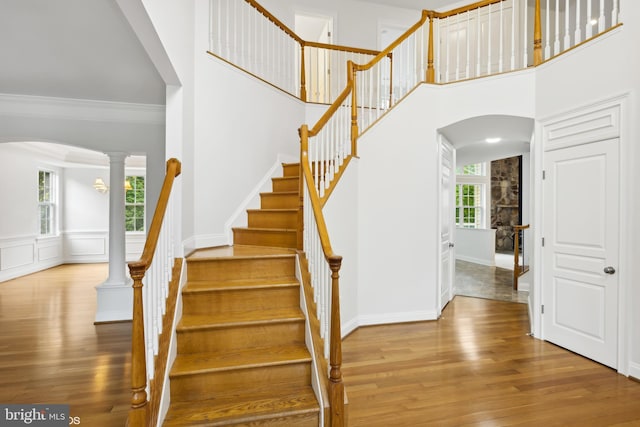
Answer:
[{"xmin": 95, "ymin": 279, "xmax": 133, "ymax": 323}]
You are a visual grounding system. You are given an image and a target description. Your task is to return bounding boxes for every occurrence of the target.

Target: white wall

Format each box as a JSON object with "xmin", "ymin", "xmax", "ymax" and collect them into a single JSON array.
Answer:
[
  {"xmin": 188, "ymin": 0, "xmax": 304, "ymax": 249},
  {"xmin": 456, "ymin": 228, "xmax": 496, "ymax": 266},
  {"xmin": 354, "ymin": 69, "xmax": 534, "ymax": 324},
  {"xmin": 0, "ymin": 144, "xmax": 64, "ymax": 282},
  {"xmin": 533, "ymin": 2, "xmax": 640, "ymax": 377}
]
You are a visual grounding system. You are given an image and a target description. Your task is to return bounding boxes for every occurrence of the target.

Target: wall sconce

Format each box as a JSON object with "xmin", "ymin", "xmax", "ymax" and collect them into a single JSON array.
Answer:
[{"xmin": 93, "ymin": 178, "xmax": 133, "ymax": 193}]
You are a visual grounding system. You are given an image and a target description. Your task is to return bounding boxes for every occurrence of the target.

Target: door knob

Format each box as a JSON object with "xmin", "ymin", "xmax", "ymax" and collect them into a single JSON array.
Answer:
[
  {"xmin": 449, "ymin": 243, "xmax": 455, "ymax": 248},
  {"xmin": 604, "ymin": 266, "xmax": 616, "ymax": 275}
]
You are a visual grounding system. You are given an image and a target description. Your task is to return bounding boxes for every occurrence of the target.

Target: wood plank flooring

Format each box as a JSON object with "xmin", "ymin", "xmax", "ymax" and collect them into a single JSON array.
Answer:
[
  {"xmin": 342, "ymin": 296, "xmax": 640, "ymax": 426},
  {"xmin": 0, "ymin": 264, "xmax": 130, "ymax": 426},
  {"xmin": 2, "ymin": 265, "xmax": 639, "ymax": 426}
]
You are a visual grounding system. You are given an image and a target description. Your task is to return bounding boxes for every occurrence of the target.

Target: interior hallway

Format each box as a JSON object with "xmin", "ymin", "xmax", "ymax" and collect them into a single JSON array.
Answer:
[
  {"xmin": 1, "ymin": 265, "xmax": 639, "ymax": 426},
  {"xmin": 455, "ymin": 256, "xmax": 528, "ymax": 304}
]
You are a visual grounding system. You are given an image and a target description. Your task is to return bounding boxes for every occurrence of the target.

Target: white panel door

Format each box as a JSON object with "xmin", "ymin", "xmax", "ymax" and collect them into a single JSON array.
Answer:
[
  {"xmin": 543, "ymin": 138, "xmax": 619, "ymax": 368},
  {"xmin": 439, "ymin": 140, "xmax": 455, "ymax": 313}
]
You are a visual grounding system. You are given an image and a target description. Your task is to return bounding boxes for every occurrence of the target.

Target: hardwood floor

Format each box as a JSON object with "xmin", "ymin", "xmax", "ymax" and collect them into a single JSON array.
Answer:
[
  {"xmin": 343, "ymin": 296, "xmax": 640, "ymax": 426},
  {"xmin": 2, "ymin": 265, "xmax": 639, "ymax": 426},
  {"xmin": 0, "ymin": 264, "xmax": 130, "ymax": 426}
]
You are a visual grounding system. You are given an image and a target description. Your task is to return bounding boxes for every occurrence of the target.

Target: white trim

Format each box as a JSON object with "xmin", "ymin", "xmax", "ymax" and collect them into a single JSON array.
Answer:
[
  {"xmin": 341, "ymin": 317, "xmax": 359, "ymax": 338},
  {"xmin": 629, "ymin": 363, "xmax": 640, "ymax": 381},
  {"xmin": 455, "ymin": 254, "xmax": 495, "ymax": 267},
  {"xmin": 193, "ymin": 234, "xmax": 229, "ymax": 250},
  {"xmin": 0, "ymin": 93, "xmax": 165, "ymax": 125},
  {"xmin": 357, "ymin": 310, "xmax": 439, "ymax": 327}
]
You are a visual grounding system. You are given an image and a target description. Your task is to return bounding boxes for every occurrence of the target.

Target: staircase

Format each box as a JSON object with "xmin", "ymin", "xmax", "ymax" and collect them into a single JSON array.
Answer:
[{"xmin": 163, "ymin": 164, "xmax": 320, "ymax": 426}]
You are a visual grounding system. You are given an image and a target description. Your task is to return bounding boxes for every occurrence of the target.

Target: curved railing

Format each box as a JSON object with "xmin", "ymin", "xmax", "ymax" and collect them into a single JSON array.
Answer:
[{"xmin": 127, "ymin": 158, "xmax": 181, "ymax": 427}]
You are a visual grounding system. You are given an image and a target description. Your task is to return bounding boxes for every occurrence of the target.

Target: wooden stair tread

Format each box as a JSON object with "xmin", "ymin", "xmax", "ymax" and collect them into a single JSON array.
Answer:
[
  {"xmin": 163, "ymin": 386, "xmax": 318, "ymax": 426},
  {"xmin": 246, "ymin": 208, "xmax": 298, "ymax": 213},
  {"xmin": 184, "ymin": 277, "xmax": 299, "ymax": 292},
  {"xmin": 171, "ymin": 345, "xmax": 311, "ymax": 377},
  {"xmin": 232, "ymin": 227, "xmax": 296, "ymax": 232},
  {"xmin": 178, "ymin": 308, "xmax": 305, "ymax": 330},
  {"xmin": 188, "ymin": 245, "xmax": 296, "ymax": 260}
]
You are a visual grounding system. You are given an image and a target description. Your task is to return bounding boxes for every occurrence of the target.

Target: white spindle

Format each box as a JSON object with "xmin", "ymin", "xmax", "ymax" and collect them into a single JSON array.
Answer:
[
  {"xmin": 545, "ymin": 0, "xmax": 551, "ymax": 59},
  {"xmin": 553, "ymin": 0, "xmax": 560, "ymax": 55},
  {"xmin": 586, "ymin": 0, "xmax": 593, "ymax": 38},
  {"xmin": 445, "ymin": 19, "xmax": 450, "ymax": 82},
  {"xmin": 476, "ymin": 8, "xmax": 481, "ymax": 76},
  {"xmin": 598, "ymin": 0, "xmax": 606, "ymax": 32},
  {"xmin": 575, "ymin": 0, "xmax": 582, "ymax": 43},
  {"xmin": 612, "ymin": 0, "xmax": 619, "ymax": 26},
  {"xmin": 510, "ymin": 0, "xmax": 515, "ymax": 70},
  {"xmin": 564, "ymin": 0, "xmax": 571, "ymax": 50},
  {"xmin": 466, "ymin": 11, "xmax": 471, "ymax": 78},
  {"xmin": 499, "ymin": 1, "xmax": 503, "ymax": 73},
  {"xmin": 523, "ymin": 0, "xmax": 528, "ymax": 67},
  {"xmin": 455, "ymin": 14, "xmax": 460, "ymax": 80},
  {"xmin": 487, "ymin": 3, "xmax": 492, "ymax": 75}
]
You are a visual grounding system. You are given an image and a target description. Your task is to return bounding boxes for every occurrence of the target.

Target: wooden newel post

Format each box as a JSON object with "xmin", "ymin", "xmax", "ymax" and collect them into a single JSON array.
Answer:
[
  {"xmin": 328, "ymin": 256, "xmax": 345, "ymax": 427},
  {"xmin": 348, "ymin": 61, "xmax": 359, "ymax": 158},
  {"xmin": 533, "ymin": 0, "xmax": 542, "ymax": 65},
  {"xmin": 426, "ymin": 11, "xmax": 435, "ymax": 83},
  {"xmin": 300, "ymin": 43, "xmax": 307, "ymax": 102},
  {"xmin": 129, "ymin": 262, "xmax": 148, "ymax": 426}
]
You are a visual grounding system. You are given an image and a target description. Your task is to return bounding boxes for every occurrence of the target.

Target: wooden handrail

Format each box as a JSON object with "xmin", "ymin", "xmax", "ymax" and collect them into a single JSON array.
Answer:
[
  {"xmin": 128, "ymin": 158, "xmax": 181, "ymax": 427},
  {"xmin": 245, "ymin": 0, "xmax": 303, "ymax": 44},
  {"xmin": 300, "ymin": 125, "xmax": 344, "ymax": 426},
  {"xmin": 303, "ymin": 40, "xmax": 382, "ymax": 56},
  {"xmin": 513, "ymin": 224, "xmax": 530, "ymax": 290},
  {"xmin": 353, "ymin": 10, "xmax": 429, "ymax": 73}
]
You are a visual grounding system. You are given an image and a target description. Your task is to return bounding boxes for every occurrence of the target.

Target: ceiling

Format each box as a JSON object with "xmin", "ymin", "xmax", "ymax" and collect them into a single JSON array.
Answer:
[
  {"xmin": 439, "ymin": 115, "xmax": 534, "ymax": 166},
  {"xmin": 358, "ymin": 0, "xmax": 468, "ymax": 11},
  {"xmin": 0, "ymin": 0, "xmax": 165, "ymax": 105}
]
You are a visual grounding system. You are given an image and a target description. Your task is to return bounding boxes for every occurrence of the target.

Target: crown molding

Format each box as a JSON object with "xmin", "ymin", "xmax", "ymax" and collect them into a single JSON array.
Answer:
[{"xmin": 0, "ymin": 93, "xmax": 165, "ymax": 125}]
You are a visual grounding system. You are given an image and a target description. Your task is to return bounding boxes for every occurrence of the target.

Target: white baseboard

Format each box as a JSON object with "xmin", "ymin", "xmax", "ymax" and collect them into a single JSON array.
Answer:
[
  {"xmin": 456, "ymin": 254, "xmax": 495, "ymax": 267},
  {"xmin": 629, "ymin": 362, "xmax": 640, "ymax": 381},
  {"xmin": 342, "ymin": 310, "xmax": 438, "ymax": 337},
  {"xmin": 0, "ymin": 259, "xmax": 62, "ymax": 283}
]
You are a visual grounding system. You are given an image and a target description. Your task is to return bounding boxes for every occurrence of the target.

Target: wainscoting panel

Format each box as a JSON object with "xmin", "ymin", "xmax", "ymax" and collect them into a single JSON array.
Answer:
[
  {"xmin": 0, "ymin": 235, "xmax": 63, "ymax": 282},
  {"xmin": 0, "ymin": 241, "xmax": 34, "ymax": 271}
]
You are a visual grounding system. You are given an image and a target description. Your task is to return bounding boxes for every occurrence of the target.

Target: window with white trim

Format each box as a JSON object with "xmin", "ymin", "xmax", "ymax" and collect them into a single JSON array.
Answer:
[
  {"xmin": 125, "ymin": 176, "xmax": 145, "ymax": 232},
  {"xmin": 38, "ymin": 170, "xmax": 56, "ymax": 235},
  {"xmin": 455, "ymin": 163, "xmax": 487, "ymax": 229}
]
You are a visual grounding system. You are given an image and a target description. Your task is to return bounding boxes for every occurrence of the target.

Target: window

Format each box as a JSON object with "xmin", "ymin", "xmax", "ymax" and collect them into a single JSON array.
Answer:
[
  {"xmin": 456, "ymin": 184, "xmax": 483, "ymax": 228},
  {"xmin": 455, "ymin": 162, "xmax": 488, "ymax": 229},
  {"xmin": 38, "ymin": 170, "xmax": 56, "ymax": 235},
  {"xmin": 125, "ymin": 176, "xmax": 145, "ymax": 232}
]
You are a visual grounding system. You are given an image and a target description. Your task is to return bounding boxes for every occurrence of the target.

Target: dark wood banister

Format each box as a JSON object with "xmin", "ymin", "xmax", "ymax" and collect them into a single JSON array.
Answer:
[
  {"xmin": 300, "ymin": 125, "xmax": 344, "ymax": 426},
  {"xmin": 127, "ymin": 158, "xmax": 181, "ymax": 427}
]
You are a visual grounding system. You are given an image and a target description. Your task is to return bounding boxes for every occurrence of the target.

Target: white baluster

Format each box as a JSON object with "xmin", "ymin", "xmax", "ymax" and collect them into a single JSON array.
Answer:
[
  {"xmin": 575, "ymin": 0, "xmax": 582, "ymax": 43},
  {"xmin": 612, "ymin": 0, "xmax": 619, "ymax": 26},
  {"xmin": 523, "ymin": 0, "xmax": 528, "ymax": 67},
  {"xmin": 466, "ymin": 11, "xmax": 471, "ymax": 78},
  {"xmin": 545, "ymin": 0, "xmax": 551, "ymax": 59},
  {"xmin": 564, "ymin": 0, "xmax": 571, "ymax": 50},
  {"xmin": 476, "ymin": 8, "xmax": 481, "ymax": 76},
  {"xmin": 586, "ymin": 0, "xmax": 593, "ymax": 38},
  {"xmin": 487, "ymin": 3, "xmax": 492, "ymax": 75},
  {"xmin": 510, "ymin": 1, "xmax": 515, "ymax": 71},
  {"xmin": 445, "ymin": 18, "xmax": 450, "ymax": 82},
  {"xmin": 598, "ymin": 0, "xmax": 605, "ymax": 33},
  {"xmin": 499, "ymin": 1, "xmax": 503, "ymax": 73},
  {"xmin": 455, "ymin": 14, "xmax": 460, "ymax": 80},
  {"xmin": 553, "ymin": 0, "xmax": 560, "ymax": 55}
]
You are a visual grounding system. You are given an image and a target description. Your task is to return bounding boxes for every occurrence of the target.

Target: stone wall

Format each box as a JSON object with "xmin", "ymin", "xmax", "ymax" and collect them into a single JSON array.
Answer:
[{"xmin": 491, "ymin": 156, "xmax": 521, "ymax": 252}]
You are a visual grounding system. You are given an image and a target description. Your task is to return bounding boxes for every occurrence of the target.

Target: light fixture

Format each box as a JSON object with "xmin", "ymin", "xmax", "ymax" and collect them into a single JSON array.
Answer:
[
  {"xmin": 93, "ymin": 178, "xmax": 133, "ymax": 193},
  {"xmin": 485, "ymin": 137, "xmax": 501, "ymax": 144},
  {"xmin": 93, "ymin": 178, "xmax": 109, "ymax": 193}
]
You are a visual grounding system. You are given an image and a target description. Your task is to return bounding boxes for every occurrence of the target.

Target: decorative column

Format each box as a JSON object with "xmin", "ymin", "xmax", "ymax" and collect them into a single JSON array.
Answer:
[{"xmin": 95, "ymin": 152, "xmax": 133, "ymax": 323}]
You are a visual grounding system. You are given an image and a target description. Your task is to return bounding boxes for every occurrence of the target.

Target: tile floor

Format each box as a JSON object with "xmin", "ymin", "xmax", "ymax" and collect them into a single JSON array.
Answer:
[{"xmin": 455, "ymin": 258, "xmax": 528, "ymax": 304}]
